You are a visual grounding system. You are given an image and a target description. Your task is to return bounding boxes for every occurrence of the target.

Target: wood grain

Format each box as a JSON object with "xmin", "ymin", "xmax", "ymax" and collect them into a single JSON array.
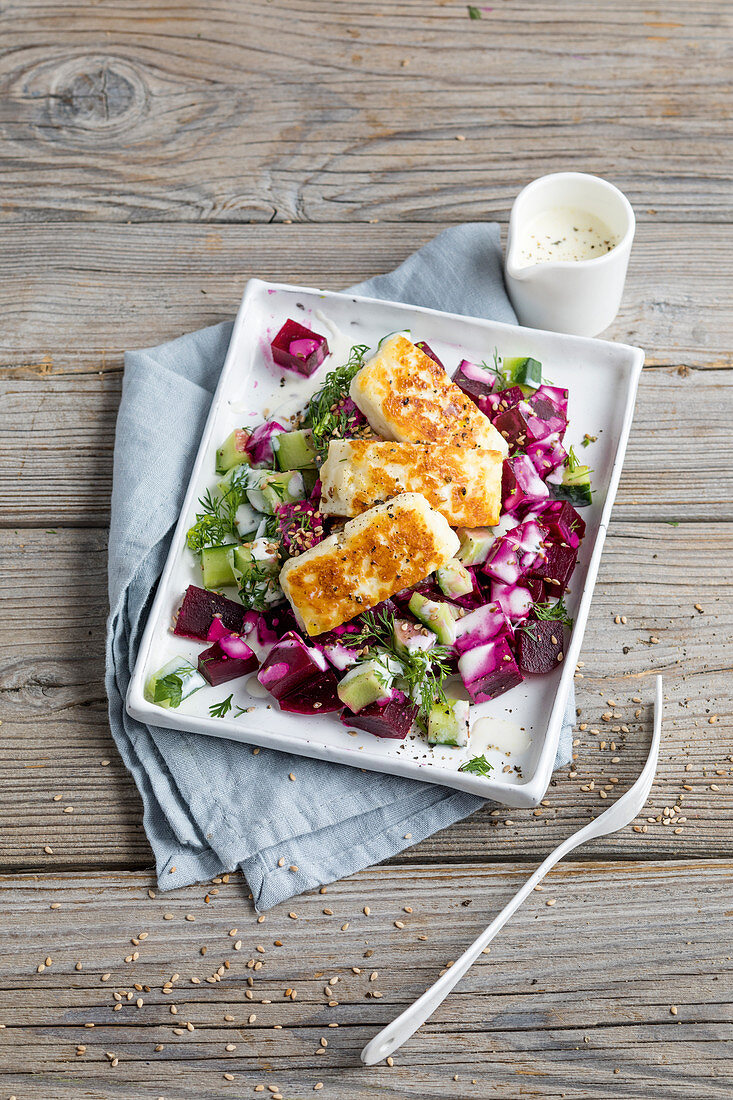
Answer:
[
  {"xmin": 1, "ymin": 524, "xmax": 729, "ymax": 871},
  {"xmin": 0, "ymin": 223, "xmax": 730, "ymax": 374},
  {"xmin": 0, "ymin": 864, "xmax": 731, "ymax": 1099},
  {"xmin": 1, "ymin": 1, "xmax": 730, "ymax": 224}
]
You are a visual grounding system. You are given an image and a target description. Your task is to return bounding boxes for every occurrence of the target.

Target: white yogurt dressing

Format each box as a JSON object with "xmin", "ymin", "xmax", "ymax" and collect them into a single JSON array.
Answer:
[
  {"xmin": 245, "ymin": 674, "xmax": 270, "ymax": 699},
  {"xmin": 470, "ymin": 716, "xmax": 529, "ymax": 756},
  {"xmin": 517, "ymin": 206, "xmax": 617, "ymax": 266}
]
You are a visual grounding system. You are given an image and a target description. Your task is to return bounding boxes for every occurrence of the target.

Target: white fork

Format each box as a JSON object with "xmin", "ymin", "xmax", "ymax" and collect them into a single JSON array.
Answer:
[{"xmin": 361, "ymin": 674, "xmax": 663, "ymax": 1066}]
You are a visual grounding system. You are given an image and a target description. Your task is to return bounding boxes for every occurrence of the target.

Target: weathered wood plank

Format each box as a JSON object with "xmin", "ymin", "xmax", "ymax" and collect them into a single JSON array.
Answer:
[
  {"xmin": 0, "ymin": 864, "xmax": 730, "ymax": 1099},
  {"xmin": 1, "ymin": 524, "xmax": 729, "ymax": 871},
  {"xmin": 2, "ymin": 364, "xmax": 731, "ymax": 526},
  {"xmin": 0, "ymin": 1, "xmax": 730, "ymax": 223},
  {"xmin": 0, "ymin": 223, "xmax": 730, "ymax": 373}
]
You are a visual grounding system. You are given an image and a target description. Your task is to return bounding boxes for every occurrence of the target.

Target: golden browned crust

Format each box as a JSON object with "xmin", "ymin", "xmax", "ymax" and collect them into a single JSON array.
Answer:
[
  {"xmin": 350, "ymin": 335, "xmax": 508, "ymax": 455},
  {"xmin": 319, "ymin": 440, "xmax": 503, "ymax": 527},
  {"xmin": 279, "ymin": 494, "xmax": 459, "ymax": 636}
]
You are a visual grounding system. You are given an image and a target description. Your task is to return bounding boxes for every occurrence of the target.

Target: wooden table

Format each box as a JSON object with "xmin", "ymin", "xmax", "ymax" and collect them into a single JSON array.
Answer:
[{"xmin": 1, "ymin": 2, "xmax": 731, "ymax": 1097}]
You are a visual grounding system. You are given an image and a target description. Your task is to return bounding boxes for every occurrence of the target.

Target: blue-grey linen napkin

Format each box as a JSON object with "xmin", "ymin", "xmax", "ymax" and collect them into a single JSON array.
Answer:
[{"xmin": 106, "ymin": 223, "xmax": 574, "ymax": 910}]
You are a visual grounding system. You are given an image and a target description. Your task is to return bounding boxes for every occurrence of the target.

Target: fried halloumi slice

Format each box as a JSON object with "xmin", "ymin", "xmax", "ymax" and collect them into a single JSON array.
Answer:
[
  {"xmin": 349, "ymin": 335, "xmax": 509, "ymax": 456},
  {"xmin": 279, "ymin": 493, "xmax": 460, "ymax": 636},
  {"xmin": 319, "ymin": 440, "xmax": 503, "ymax": 527}
]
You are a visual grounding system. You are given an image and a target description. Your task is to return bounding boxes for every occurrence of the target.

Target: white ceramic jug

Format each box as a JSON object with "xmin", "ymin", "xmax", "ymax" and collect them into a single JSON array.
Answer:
[{"xmin": 504, "ymin": 172, "xmax": 635, "ymax": 337}]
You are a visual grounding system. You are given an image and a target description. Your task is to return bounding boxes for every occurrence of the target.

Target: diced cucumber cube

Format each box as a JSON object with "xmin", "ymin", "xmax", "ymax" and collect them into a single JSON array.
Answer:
[
  {"xmin": 232, "ymin": 538, "xmax": 282, "ymax": 610},
  {"xmin": 456, "ymin": 527, "xmax": 497, "ymax": 567},
  {"xmin": 502, "ymin": 356, "xmax": 542, "ymax": 389},
  {"xmin": 436, "ymin": 558, "xmax": 474, "ymax": 598},
  {"xmin": 337, "ymin": 659, "xmax": 394, "ymax": 713},
  {"xmin": 201, "ymin": 544, "xmax": 237, "ymax": 588},
  {"xmin": 217, "ymin": 464, "xmax": 255, "ymax": 504},
  {"xmin": 553, "ymin": 463, "xmax": 593, "ymax": 507},
  {"xmin": 216, "ymin": 429, "xmax": 251, "ymax": 475},
  {"xmin": 427, "ymin": 698, "xmax": 470, "ymax": 747},
  {"xmin": 145, "ymin": 658, "xmax": 206, "ymax": 710},
  {"xmin": 408, "ymin": 592, "xmax": 458, "ymax": 645},
  {"xmin": 246, "ymin": 470, "xmax": 305, "ymax": 514},
  {"xmin": 274, "ymin": 429, "xmax": 318, "ymax": 471}
]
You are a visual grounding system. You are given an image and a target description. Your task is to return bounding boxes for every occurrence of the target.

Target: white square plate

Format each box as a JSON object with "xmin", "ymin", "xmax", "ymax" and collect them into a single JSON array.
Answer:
[{"xmin": 127, "ymin": 278, "xmax": 643, "ymax": 808}]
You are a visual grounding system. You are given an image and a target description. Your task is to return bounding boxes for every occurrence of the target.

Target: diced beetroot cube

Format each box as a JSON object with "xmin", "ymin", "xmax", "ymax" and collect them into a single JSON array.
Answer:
[
  {"xmin": 339, "ymin": 690, "xmax": 418, "ymax": 739},
  {"xmin": 310, "ymin": 619, "xmax": 365, "ymax": 671},
  {"xmin": 540, "ymin": 500, "xmax": 586, "ymax": 549},
  {"xmin": 454, "ymin": 602, "xmax": 511, "ymax": 655},
  {"xmin": 257, "ymin": 631, "xmax": 340, "ymax": 712},
  {"xmin": 458, "ymin": 637, "xmax": 523, "ymax": 702},
  {"xmin": 452, "ymin": 359, "xmax": 496, "ymax": 402},
  {"xmin": 526, "ymin": 393, "xmax": 568, "ymax": 437},
  {"xmin": 256, "ymin": 607, "xmax": 302, "ymax": 649},
  {"xmin": 529, "ymin": 543, "xmax": 578, "ymax": 599},
  {"xmin": 415, "ymin": 341, "xmax": 444, "ymax": 370},
  {"xmin": 524, "ymin": 575, "xmax": 546, "ymax": 603},
  {"xmin": 275, "ymin": 500, "xmax": 325, "ymax": 558},
  {"xmin": 493, "ymin": 401, "xmax": 555, "ymax": 453},
  {"xmin": 278, "ymin": 673, "xmax": 341, "ymax": 714},
  {"xmin": 483, "ymin": 520, "xmax": 545, "ymax": 585},
  {"xmin": 526, "ymin": 433, "xmax": 568, "ymax": 479},
  {"xmin": 535, "ymin": 384, "xmax": 569, "ymax": 418},
  {"xmin": 271, "ymin": 319, "xmax": 329, "ymax": 377},
  {"xmin": 502, "ymin": 455, "xmax": 550, "ymax": 513},
  {"xmin": 245, "ymin": 420, "xmax": 287, "ymax": 467},
  {"xmin": 516, "ymin": 619, "xmax": 566, "ymax": 675},
  {"xmin": 206, "ymin": 616, "xmax": 234, "ymax": 643},
  {"xmin": 482, "ymin": 537, "xmax": 523, "ymax": 586},
  {"xmin": 479, "ymin": 385, "xmax": 525, "ymax": 420},
  {"xmin": 198, "ymin": 635, "xmax": 259, "ymax": 686},
  {"xmin": 491, "ymin": 582, "xmax": 533, "ymax": 623},
  {"xmin": 173, "ymin": 585, "xmax": 247, "ymax": 641}
]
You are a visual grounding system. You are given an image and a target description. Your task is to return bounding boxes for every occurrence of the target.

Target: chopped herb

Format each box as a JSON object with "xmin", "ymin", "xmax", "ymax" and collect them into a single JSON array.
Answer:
[
  {"xmin": 209, "ymin": 694, "xmax": 234, "ymax": 718},
  {"xmin": 533, "ymin": 598, "xmax": 574, "ymax": 627},
  {"xmin": 345, "ymin": 607, "xmax": 452, "ymax": 728},
  {"xmin": 155, "ymin": 666, "xmax": 192, "ymax": 708},
  {"xmin": 236, "ymin": 555, "xmax": 281, "ymax": 612},
  {"xmin": 459, "ymin": 754, "xmax": 493, "ymax": 776},
  {"xmin": 564, "ymin": 445, "xmax": 593, "ymax": 474},
  {"xmin": 209, "ymin": 694, "xmax": 248, "ymax": 719},
  {"xmin": 467, "ymin": 5, "xmax": 482, "ymax": 19},
  {"xmin": 303, "ymin": 344, "xmax": 370, "ymax": 458},
  {"xmin": 665, "ymin": 520, "xmax": 680, "ymax": 527},
  {"xmin": 186, "ymin": 488, "xmax": 239, "ymax": 553}
]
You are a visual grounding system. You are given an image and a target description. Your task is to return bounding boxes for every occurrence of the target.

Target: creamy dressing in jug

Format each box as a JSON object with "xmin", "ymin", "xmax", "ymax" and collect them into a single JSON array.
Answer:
[{"xmin": 516, "ymin": 206, "xmax": 618, "ymax": 266}]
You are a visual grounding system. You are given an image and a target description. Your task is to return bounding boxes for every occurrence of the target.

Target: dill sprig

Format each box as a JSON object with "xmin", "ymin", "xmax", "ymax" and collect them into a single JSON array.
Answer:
[
  {"xmin": 304, "ymin": 344, "xmax": 370, "ymax": 457},
  {"xmin": 565, "ymin": 445, "xmax": 592, "ymax": 475},
  {"xmin": 346, "ymin": 607, "xmax": 452, "ymax": 728},
  {"xmin": 209, "ymin": 693, "xmax": 234, "ymax": 718},
  {"xmin": 532, "ymin": 597, "xmax": 574, "ymax": 627},
  {"xmin": 458, "ymin": 754, "xmax": 493, "ymax": 776},
  {"xmin": 209, "ymin": 693, "xmax": 247, "ymax": 719},
  {"xmin": 186, "ymin": 488, "xmax": 239, "ymax": 553}
]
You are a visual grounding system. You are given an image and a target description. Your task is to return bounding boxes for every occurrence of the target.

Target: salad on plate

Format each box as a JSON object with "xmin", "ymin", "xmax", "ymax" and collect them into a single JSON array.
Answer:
[{"xmin": 145, "ymin": 320, "xmax": 591, "ymax": 766}]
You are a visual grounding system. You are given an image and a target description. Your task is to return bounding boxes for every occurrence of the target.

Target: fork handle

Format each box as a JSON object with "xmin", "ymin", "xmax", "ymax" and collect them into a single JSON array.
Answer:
[{"xmin": 360, "ymin": 830, "xmax": 584, "ymax": 1066}]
